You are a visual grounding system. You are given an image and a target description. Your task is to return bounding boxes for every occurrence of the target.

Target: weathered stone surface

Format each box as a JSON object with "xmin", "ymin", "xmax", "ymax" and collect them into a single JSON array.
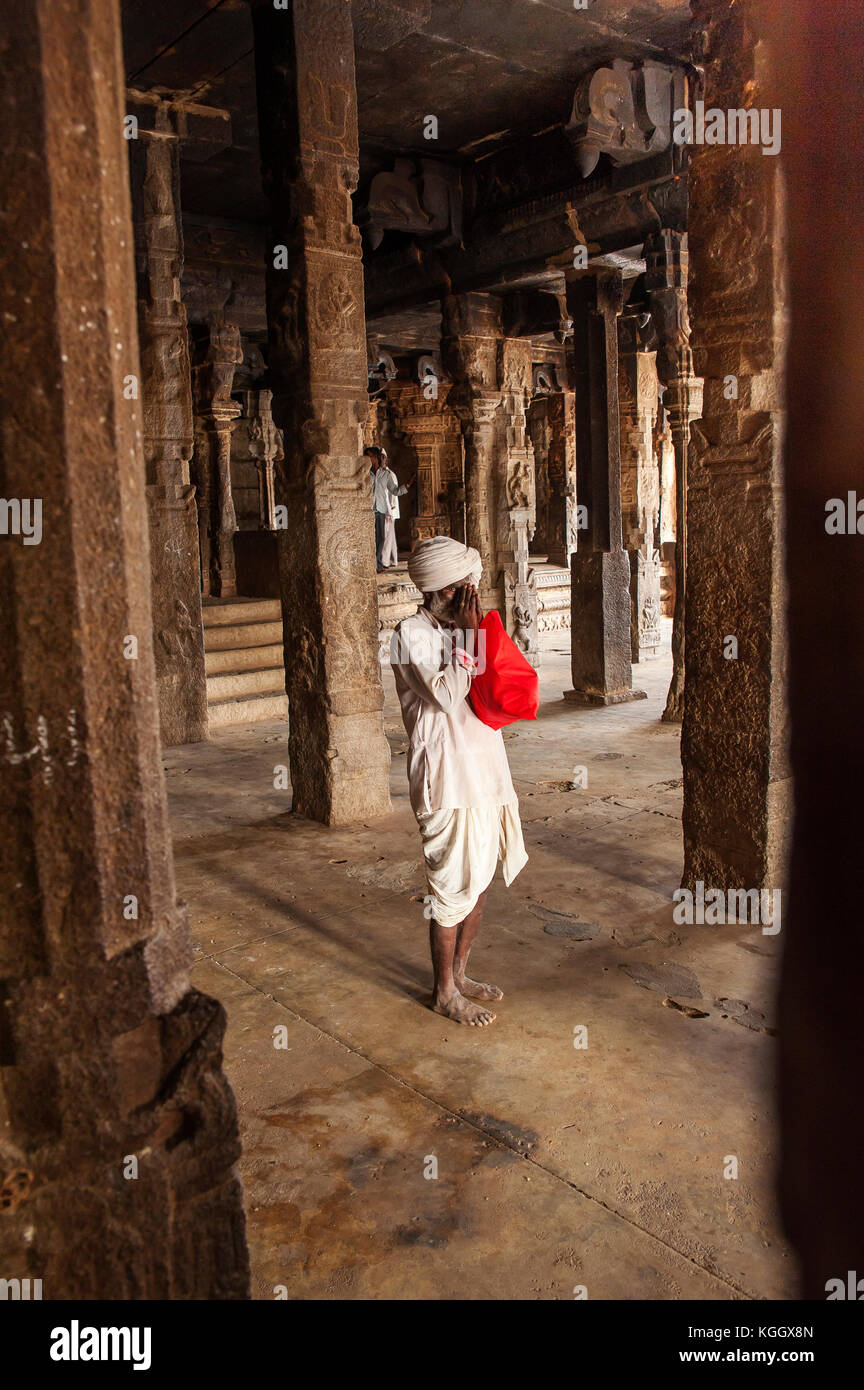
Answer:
[
  {"xmin": 252, "ymin": 0, "xmax": 391, "ymax": 824},
  {"xmin": 768, "ymin": 0, "xmax": 864, "ymax": 1301},
  {"xmin": 0, "ymin": 0, "xmax": 249, "ymax": 1298},
  {"xmin": 129, "ymin": 114, "xmax": 208, "ymax": 746},
  {"xmin": 681, "ymin": 0, "xmax": 790, "ymax": 891}
]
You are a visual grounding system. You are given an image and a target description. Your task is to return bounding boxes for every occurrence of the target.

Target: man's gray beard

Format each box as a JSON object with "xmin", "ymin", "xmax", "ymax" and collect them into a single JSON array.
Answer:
[{"xmin": 426, "ymin": 591, "xmax": 457, "ymax": 625}]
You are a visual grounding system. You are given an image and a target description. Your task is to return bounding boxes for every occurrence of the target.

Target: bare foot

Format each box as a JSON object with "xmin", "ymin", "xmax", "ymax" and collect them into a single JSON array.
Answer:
[
  {"xmin": 456, "ymin": 976, "xmax": 503, "ymax": 1001},
  {"xmin": 432, "ymin": 990, "xmax": 496, "ymax": 1026}
]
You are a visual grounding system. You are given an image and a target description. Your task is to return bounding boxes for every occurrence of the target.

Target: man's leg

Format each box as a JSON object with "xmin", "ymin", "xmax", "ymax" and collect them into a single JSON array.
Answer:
[
  {"xmin": 430, "ymin": 913, "xmax": 496, "ymax": 1026},
  {"xmin": 374, "ymin": 510, "xmax": 386, "ymax": 569},
  {"xmin": 382, "ymin": 515, "xmax": 397, "ymax": 567},
  {"xmin": 453, "ymin": 890, "xmax": 503, "ymax": 1001}
]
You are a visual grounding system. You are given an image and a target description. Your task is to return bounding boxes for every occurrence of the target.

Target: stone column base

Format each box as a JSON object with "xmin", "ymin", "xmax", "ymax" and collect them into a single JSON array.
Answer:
[
  {"xmin": 564, "ymin": 687, "xmax": 647, "ymax": 706},
  {"xmin": 567, "ymin": 549, "xmax": 645, "ymax": 703}
]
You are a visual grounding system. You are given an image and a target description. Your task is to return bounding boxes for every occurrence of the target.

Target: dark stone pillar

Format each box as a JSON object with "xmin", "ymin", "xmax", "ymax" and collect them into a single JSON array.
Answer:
[
  {"xmin": 565, "ymin": 272, "xmax": 645, "ymax": 704},
  {"xmin": 192, "ymin": 319, "xmax": 244, "ymax": 598},
  {"xmin": 767, "ymin": 0, "xmax": 864, "ymax": 1301},
  {"xmin": 252, "ymin": 0, "xmax": 391, "ymax": 824},
  {"xmin": 681, "ymin": 1, "xmax": 789, "ymax": 890},
  {"xmin": 129, "ymin": 110, "xmax": 209, "ymax": 746},
  {"xmin": 0, "ymin": 0, "xmax": 248, "ymax": 1297}
]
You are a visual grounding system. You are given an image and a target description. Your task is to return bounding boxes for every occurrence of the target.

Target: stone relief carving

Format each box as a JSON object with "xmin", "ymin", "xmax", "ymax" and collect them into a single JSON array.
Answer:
[
  {"xmin": 532, "ymin": 364, "xmax": 561, "ymax": 396},
  {"xmin": 506, "ymin": 456, "xmax": 532, "ymax": 510},
  {"xmin": 315, "ymin": 273, "xmax": 357, "ymax": 342},
  {"xmin": 362, "ymin": 157, "xmax": 462, "ymax": 250},
  {"xmin": 205, "ymin": 319, "xmax": 243, "ymax": 408}
]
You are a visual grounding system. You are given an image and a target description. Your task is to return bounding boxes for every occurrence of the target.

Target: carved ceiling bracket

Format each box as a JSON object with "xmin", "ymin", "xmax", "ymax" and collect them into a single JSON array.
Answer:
[
  {"xmin": 566, "ymin": 59, "xmax": 687, "ymax": 178},
  {"xmin": 360, "ymin": 157, "xmax": 463, "ymax": 251}
]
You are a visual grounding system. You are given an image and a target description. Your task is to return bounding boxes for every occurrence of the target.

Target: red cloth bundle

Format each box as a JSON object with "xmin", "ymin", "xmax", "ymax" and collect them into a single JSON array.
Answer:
[{"xmin": 468, "ymin": 611, "xmax": 539, "ymax": 730}]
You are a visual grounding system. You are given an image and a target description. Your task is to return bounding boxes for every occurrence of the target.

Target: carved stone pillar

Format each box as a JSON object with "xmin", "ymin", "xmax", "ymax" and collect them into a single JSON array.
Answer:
[
  {"xmin": 129, "ymin": 110, "xmax": 208, "ymax": 745},
  {"xmin": 618, "ymin": 316, "xmax": 662, "ymax": 661},
  {"xmin": 681, "ymin": 0, "xmax": 789, "ymax": 890},
  {"xmin": 192, "ymin": 319, "xmax": 243, "ymax": 597},
  {"xmin": 252, "ymin": 0, "xmax": 390, "ymax": 824},
  {"xmin": 545, "ymin": 389, "xmax": 578, "ymax": 568},
  {"xmin": 386, "ymin": 379, "xmax": 458, "ymax": 542},
  {"xmin": 247, "ymin": 388, "xmax": 282, "ymax": 530},
  {"xmin": 645, "ymin": 230, "xmax": 703, "ymax": 718},
  {"xmin": 0, "ymin": 0, "xmax": 248, "ymax": 1297},
  {"xmin": 564, "ymin": 271, "xmax": 645, "ymax": 704},
  {"xmin": 498, "ymin": 338, "xmax": 540, "ymax": 666},
  {"xmin": 442, "ymin": 293, "xmax": 504, "ymax": 614}
]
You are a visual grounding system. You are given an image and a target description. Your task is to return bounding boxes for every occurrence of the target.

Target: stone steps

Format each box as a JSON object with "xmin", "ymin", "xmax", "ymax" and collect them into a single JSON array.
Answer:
[
  {"xmin": 205, "ymin": 643, "xmax": 284, "ymax": 675},
  {"xmin": 204, "ymin": 620, "xmax": 283, "ymax": 651},
  {"xmin": 202, "ymin": 597, "xmax": 288, "ymax": 728},
  {"xmin": 202, "ymin": 597, "xmax": 281, "ymax": 627},
  {"xmin": 206, "ymin": 666, "xmax": 286, "ymax": 702},
  {"xmin": 208, "ymin": 693, "xmax": 290, "ymax": 728}
]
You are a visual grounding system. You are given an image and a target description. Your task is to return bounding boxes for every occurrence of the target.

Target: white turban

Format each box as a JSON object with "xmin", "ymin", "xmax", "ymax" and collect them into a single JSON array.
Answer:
[{"xmin": 407, "ymin": 536, "xmax": 482, "ymax": 594}]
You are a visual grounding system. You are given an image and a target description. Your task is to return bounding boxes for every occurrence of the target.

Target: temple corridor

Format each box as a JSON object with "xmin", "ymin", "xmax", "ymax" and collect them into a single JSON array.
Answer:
[
  {"xmin": 167, "ymin": 627, "xmax": 790, "ymax": 1299},
  {"xmin": 3, "ymin": 0, "xmax": 862, "ymax": 1319}
]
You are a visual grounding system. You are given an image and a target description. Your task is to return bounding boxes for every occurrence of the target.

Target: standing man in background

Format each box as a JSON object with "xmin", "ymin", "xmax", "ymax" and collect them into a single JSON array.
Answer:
[{"xmin": 366, "ymin": 446, "xmax": 414, "ymax": 571}]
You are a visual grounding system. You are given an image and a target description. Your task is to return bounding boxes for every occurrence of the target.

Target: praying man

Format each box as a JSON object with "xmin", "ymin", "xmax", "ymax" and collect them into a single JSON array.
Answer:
[{"xmin": 391, "ymin": 536, "xmax": 528, "ymax": 1026}]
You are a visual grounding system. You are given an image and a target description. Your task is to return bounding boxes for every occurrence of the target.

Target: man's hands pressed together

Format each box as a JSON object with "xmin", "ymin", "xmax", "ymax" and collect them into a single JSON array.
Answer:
[{"xmin": 452, "ymin": 583, "xmax": 483, "ymax": 632}]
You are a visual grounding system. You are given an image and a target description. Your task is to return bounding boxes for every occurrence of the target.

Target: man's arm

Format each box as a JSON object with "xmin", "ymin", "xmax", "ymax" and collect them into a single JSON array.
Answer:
[
  {"xmin": 391, "ymin": 626, "xmax": 474, "ymax": 713},
  {"xmin": 386, "ymin": 468, "xmax": 414, "ymax": 497}
]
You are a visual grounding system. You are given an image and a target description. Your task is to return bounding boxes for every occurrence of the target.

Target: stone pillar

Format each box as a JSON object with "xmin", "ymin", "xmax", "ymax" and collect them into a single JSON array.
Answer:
[
  {"xmin": 386, "ymin": 378, "xmax": 457, "ymax": 543},
  {"xmin": 618, "ymin": 316, "xmax": 662, "ymax": 661},
  {"xmin": 528, "ymin": 383, "xmax": 578, "ymax": 567},
  {"xmin": 129, "ymin": 110, "xmax": 208, "ymax": 745},
  {"xmin": 645, "ymin": 229, "xmax": 703, "ymax": 719},
  {"xmin": 246, "ymin": 388, "xmax": 282, "ymax": 531},
  {"xmin": 442, "ymin": 293, "xmax": 504, "ymax": 615},
  {"xmin": 545, "ymin": 390, "xmax": 578, "ymax": 568},
  {"xmin": 0, "ymin": 0, "xmax": 248, "ymax": 1297},
  {"xmin": 252, "ymin": 0, "xmax": 390, "ymax": 824},
  {"xmin": 192, "ymin": 319, "xmax": 244, "ymax": 597},
  {"xmin": 498, "ymin": 339, "xmax": 540, "ymax": 666},
  {"xmin": 766, "ymin": 0, "xmax": 864, "ymax": 1299},
  {"xmin": 565, "ymin": 272, "xmax": 645, "ymax": 704},
  {"xmin": 680, "ymin": 0, "xmax": 789, "ymax": 889}
]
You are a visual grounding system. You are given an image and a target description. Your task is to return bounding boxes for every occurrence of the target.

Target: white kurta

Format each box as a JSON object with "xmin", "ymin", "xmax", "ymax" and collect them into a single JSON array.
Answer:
[{"xmin": 391, "ymin": 607, "xmax": 527, "ymax": 926}]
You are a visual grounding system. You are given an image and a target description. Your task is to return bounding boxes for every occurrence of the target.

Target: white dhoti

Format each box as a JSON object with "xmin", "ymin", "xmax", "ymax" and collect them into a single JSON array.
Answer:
[{"xmin": 417, "ymin": 800, "xmax": 527, "ymax": 928}]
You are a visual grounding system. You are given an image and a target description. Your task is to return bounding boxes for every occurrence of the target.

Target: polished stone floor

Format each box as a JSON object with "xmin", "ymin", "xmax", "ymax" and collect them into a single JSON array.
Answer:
[{"xmin": 165, "ymin": 621, "xmax": 793, "ymax": 1300}]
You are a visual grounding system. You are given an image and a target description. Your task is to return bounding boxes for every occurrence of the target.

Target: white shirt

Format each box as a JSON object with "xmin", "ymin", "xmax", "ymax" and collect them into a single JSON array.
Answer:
[
  {"xmin": 391, "ymin": 607, "xmax": 518, "ymax": 815},
  {"xmin": 372, "ymin": 466, "xmax": 407, "ymax": 517}
]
